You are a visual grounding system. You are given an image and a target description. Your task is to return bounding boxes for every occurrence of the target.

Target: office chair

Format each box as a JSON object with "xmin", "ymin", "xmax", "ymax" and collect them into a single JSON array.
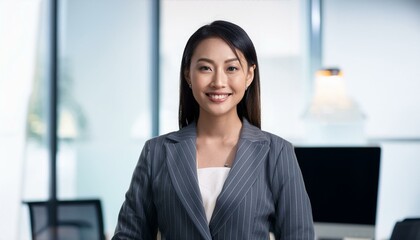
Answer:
[
  {"xmin": 390, "ymin": 218, "xmax": 420, "ymax": 240},
  {"xmin": 25, "ymin": 199, "xmax": 105, "ymax": 240}
]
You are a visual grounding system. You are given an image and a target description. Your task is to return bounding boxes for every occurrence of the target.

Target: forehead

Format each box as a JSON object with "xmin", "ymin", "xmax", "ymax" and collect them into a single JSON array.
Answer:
[{"xmin": 192, "ymin": 37, "xmax": 245, "ymax": 61}]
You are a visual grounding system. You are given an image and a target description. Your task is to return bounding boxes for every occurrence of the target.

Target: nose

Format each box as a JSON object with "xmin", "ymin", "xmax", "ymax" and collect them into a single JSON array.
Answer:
[{"xmin": 211, "ymin": 68, "xmax": 226, "ymax": 88}]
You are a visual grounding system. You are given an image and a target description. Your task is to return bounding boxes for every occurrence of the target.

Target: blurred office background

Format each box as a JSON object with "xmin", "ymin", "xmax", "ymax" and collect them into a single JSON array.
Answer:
[{"xmin": 0, "ymin": 0, "xmax": 419, "ymax": 239}]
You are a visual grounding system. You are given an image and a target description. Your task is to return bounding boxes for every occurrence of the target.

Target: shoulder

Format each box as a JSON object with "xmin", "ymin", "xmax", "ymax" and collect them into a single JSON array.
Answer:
[
  {"xmin": 242, "ymin": 119, "xmax": 290, "ymax": 145},
  {"xmin": 143, "ymin": 124, "xmax": 196, "ymax": 150},
  {"xmin": 137, "ymin": 129, "xmax": 188, "ymax": 171},
  {"xmin": 241, "ymin": 119, "xmax": 294, "ymax": 154},
  {"xmin": 143, "ymin": 130, "xmax": 180, "ymax": 149},
  {"xmin": 243, "ymin": 123, "xmax": 293, "ymax": 151},
  {"xmin": 259, "ymin": 130, "xmax": 295, "ymax": 160},
  {"xmin": 262, "ymin": 130, "xmax": 293, "ymax": 149}
]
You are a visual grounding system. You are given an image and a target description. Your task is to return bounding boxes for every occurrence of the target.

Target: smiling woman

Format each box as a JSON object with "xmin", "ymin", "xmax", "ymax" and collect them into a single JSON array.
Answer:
[{"xmin": 112, "ymin": 20, "xmax": 314, "ymax": 240}]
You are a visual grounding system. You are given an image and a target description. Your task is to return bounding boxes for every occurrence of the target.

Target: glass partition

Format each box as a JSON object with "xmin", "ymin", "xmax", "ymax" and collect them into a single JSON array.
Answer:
[{"xmin": 55, "ymin": 0, "xmax": 153, "ymax": 236}]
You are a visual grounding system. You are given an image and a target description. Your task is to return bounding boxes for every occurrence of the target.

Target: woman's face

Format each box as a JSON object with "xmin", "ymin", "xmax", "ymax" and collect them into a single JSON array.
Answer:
[{"xmin": 186, "ymin": 37, "xmax": 255, "ymax": 120}]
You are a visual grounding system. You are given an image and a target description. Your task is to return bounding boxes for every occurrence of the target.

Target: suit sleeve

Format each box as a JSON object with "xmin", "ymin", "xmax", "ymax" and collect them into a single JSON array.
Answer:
[
  {"xmin": 112, "ymin": 140, "xmax": 158, "ymax": 240},
  {"xmin": 271, "ymin": 141, "xmax": 315, "ymax": 240}
]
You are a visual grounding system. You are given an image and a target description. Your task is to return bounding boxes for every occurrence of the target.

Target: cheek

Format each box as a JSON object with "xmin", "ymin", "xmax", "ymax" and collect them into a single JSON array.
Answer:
[
  {"xmin": 190, "ymin": 72, "xmax": 200, "ymax": 82},
  {"xmin": 232, "ymin": 76, "xmax": 249, "ymax": 88},
  {"xmin": 191, "ymin": 73, "xmax": 213, "ymax": 87}
]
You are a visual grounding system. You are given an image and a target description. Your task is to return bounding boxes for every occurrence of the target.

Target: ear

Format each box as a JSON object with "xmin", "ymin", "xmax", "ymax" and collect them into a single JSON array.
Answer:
[
  {"xmin": 184, "ymin": 70, "xmax": 191, "ymax": 85},
  {"xmin": 246, "ymin": 64, "xmax": 256, "ymax": 88}
]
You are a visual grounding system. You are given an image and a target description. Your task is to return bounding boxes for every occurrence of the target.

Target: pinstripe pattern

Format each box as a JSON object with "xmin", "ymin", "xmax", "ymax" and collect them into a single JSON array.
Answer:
[{"xmin": 113, "ymin": 120, "xmax": 314, "ymax": 240}]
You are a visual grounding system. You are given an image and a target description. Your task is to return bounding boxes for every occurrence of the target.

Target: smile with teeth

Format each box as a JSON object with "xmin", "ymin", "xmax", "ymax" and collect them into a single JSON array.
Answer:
[{"xmin": 206, "ymin": 93, "xmax": 231, "ymax": 101}]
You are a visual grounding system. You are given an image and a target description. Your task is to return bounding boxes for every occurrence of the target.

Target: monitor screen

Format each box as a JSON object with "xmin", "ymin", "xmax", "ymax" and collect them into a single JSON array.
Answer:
[{"xmin": 294, "ymin": 146, "xmax": 381, "ymax": 239}]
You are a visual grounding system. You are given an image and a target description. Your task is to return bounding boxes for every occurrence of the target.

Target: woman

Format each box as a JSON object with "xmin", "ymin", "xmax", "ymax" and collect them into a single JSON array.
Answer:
[{"xmin": 113, "ymin": 20, "xmax": 314, "ymax": 240}]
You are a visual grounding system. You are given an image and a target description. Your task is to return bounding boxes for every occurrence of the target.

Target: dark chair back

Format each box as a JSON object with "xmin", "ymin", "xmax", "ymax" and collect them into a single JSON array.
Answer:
[
  {"xmin": 390, "ymin": 218, "xmax": 420, "ymax": 240},
  {"xmin": 25, "ymin": 199, "xmax": 105, "ymax": 240}
]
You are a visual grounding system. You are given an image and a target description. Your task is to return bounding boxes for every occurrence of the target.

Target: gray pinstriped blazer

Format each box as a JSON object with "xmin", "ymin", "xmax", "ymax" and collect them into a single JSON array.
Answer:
[{"xmin": 113, "ymin": 119, "xmax": 314, "ymax": 240}]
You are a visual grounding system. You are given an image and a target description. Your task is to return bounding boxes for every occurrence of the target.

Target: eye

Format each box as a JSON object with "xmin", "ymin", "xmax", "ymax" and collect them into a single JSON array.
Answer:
[
  {"xmin": 227, "ymin": 66, "xmax": 238, "ymax": 72},
  {"xmin": 198, "ymin": 66, "xmax": 211, "ymax": 71}
]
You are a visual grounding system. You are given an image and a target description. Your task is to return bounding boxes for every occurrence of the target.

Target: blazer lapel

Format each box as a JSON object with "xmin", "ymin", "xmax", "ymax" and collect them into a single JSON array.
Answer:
[
  {"xmin": 209, "ymin": 120, "xmax": 270, "ymax": 235},
  {"xmin": 164, "ymin": 124, "xmax": 212, "ymax": 240}
]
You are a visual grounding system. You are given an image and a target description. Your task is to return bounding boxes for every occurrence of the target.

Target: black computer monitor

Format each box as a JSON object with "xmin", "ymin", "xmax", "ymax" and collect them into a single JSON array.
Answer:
[{"xmin": 294, "ymin": 146, "xmax": 381, "ymax": 240}]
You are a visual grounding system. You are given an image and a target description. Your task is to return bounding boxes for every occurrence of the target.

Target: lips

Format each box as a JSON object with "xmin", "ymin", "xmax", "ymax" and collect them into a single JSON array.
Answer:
[{"xmin": 206, "ymin": 93, "xmax": 232, "ymax": 101}]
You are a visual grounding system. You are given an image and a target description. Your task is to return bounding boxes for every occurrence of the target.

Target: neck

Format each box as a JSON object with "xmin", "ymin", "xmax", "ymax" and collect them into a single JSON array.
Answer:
[{"xmin": 196, "ymin": 115, "xmax": 242, "ymax": 140}]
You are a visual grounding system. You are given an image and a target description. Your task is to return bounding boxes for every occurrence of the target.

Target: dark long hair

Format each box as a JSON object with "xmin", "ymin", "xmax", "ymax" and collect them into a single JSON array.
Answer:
[{"xmin": 178, "ymin": 20, "xmax": 261, "ymax": 129}]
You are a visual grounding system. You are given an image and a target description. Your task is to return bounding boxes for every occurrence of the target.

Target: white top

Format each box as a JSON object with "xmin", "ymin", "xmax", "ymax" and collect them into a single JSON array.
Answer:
[
  {"xmin": 197, "ymin": 167, "xmax": 230, "ymax": 223},
  {"xmin": 197, "ymin": 167, "xmax": 276, "ymax": 240}
]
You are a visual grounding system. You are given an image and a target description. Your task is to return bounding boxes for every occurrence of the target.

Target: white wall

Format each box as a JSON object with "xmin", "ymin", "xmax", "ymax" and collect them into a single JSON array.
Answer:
[
  {"xmin": 323, "ymin": 0, "xmax": 420, "ymax": 139},
  {"xmin": 376, "ymin": 142, "xmax": 420, "ymax": 239}
]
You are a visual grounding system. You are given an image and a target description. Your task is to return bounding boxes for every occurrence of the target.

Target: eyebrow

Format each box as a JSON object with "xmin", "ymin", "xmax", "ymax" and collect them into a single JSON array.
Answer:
[{"xmin": 196, "ymin": 58, "xmax": 239, "ymax": 64}]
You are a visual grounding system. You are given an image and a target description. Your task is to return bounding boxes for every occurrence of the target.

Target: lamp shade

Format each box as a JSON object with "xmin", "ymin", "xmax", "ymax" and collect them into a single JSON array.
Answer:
[{"xmin": 303, "ymin": 68, "xmax": 366, "ymax": 145}]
